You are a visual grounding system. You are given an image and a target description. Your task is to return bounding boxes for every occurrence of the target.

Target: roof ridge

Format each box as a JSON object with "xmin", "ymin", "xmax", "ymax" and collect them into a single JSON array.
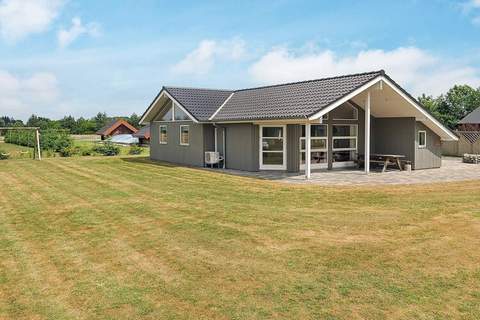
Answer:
[
  {"xmin": 234, "ymin": 70, "xmax": 385, "ymax": 93},
  {"xmin": 164, "ymin": 86, "xmax": 233, "ymax": 92}
]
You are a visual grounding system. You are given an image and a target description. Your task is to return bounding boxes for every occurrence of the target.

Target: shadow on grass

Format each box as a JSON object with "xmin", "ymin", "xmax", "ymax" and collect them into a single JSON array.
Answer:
[
  {"xmin": 120, "ymin": 156, "xmax": 297, "ymax": 181},
  {"xmin": 120, "ymin": 156, "xmax": 178, "ymax": 168}
]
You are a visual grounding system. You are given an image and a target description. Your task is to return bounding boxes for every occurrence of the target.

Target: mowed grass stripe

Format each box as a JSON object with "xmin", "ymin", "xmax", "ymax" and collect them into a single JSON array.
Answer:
[
  {"xmin": 1, "ymin": 162, "xmax": 227, "ymax": 318},
  {"xmin": 1, "ymin": 157, "xmax": 480, "ymax": 318}
]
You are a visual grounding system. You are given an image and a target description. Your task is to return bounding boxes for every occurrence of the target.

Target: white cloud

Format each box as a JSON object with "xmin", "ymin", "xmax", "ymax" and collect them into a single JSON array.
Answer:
[
  {"xmin": 249, "ymin": 46, "xmax": 480, "ymax": 96},
  {"xmin": 0, "ymin": 70, "xmax": 59, "ymax": 119},
  {"xmin": 471, "ymin": 0, "xmax": 480, "ymax": 7},
  {"xmin": 461, "ymin": 0, "xmax": 480, "ymax": 25},
  {"xmin": 0, "ymin": 0, "xmax": 63, "ymax": 43},
  {"xmin": 57, "ymin": 17, "xmax": 100, "ymax": 48},
  {"xmin": 172, "ymin": 37, "xmax": 247, "ymax": 75}
]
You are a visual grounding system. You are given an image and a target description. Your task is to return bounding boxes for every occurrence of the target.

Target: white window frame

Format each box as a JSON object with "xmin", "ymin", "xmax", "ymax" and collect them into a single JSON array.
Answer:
[
  {"xmin": 299, "ymin": 124, "xmax": 328, "ymax": 170},
  {"xmin": 159, "ymin": 125, "xmax": 168, "ymax": 144},
  {"xmin": 155, "ymin": 101, "xmax": 195, "ymax": 123},
  {"xmin": 332, "ymin": 124, "xmax": 358, "ymax": 168},
  {"xmin": 418, "ymin": 130, "xmax": 427, "ymax": 148},
  {"xmin": 158, "ymin": 102, "xmax": 174, "ymax": 122},
  {"xmin": 332, "ymin": 102, "xmax": 358, "ymax": 121},
  {"xmin": 259, "ymin": 125, "xmax": 287, "ymax": 170},
  {"xmin": 179, "ymin": 125, "xmax": 190, "ymax": 146}
]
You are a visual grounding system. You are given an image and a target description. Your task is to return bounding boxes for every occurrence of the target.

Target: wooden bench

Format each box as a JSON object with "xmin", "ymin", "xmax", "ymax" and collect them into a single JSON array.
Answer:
[{"xmin": 357, "ymin": 154, "xmax": 405, "ymax": 172}]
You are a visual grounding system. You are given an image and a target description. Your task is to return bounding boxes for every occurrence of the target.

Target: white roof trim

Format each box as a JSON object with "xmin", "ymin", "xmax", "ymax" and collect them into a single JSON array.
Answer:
[
  {"xmin": 209, "ymin": 92, "xmax": 235, "ymax": 121},
  {"xmin": 309, "ymin": 76, "xmax": 457, "ymax": 141},
  {"xmin": 308, "ymin": 77, "xmax": 381, "ymax": 121},
  {"xmin": 139, "ymin": 89, "xmax": 198, "ymax": 124}
]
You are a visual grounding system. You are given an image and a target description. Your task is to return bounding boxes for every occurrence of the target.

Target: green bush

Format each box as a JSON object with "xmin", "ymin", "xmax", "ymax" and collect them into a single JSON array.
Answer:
[
  {"xmin": 80, "ymin": 147, "xmax": 94, "ymax": 156},
  {"xmin": 5, "ymin": 129, "xmax": 73, "ymax": 153},
  {"xmin": 0, "ymin": 149, "xmax": 9, "ymax": 160},
  {"xmin": 128, "ymin": 145, "xmax": 143, "ymax": 155},
  {"xmin": 59, "ymin": 146, "xmax": 79, "ymax": 157},
  {"xmin": 93, "ymin": 142, "xmax": 120, "ymax": 156}
]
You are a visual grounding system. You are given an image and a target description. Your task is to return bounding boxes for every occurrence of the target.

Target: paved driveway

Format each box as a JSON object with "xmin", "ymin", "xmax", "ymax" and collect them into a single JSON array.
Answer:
[{"xmin": 216, "ymin": 157, "xmax": 480, "ymax": 186}]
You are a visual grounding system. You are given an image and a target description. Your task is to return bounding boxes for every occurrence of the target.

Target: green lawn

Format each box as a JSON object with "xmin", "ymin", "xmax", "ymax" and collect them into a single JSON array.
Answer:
[
  {"xmin": 0, "ymin": 142, "xmax": 33, "ymax": 159},
  {"xmin": 72, "ymin": 139, "xmax": 149, "ymax": 156},
  {"xmin": 1, "ymin": 156, "xmax": 480, "ymax": 319}
]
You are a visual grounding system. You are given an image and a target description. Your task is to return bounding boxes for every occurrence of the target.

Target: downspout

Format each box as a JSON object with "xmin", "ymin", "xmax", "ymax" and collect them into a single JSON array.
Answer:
[{"xmin": 213, "ymin": 123, "xmax": 226, "ymax": 169}]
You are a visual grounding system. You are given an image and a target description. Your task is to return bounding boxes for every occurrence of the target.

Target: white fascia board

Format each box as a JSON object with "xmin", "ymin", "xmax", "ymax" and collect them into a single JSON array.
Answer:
[
  {"xmin": 139, "ymin": 89, "xmax": 165, "ymax": 125},
  {"xmin": 379, "ymin": 76, "xmax": 457, "ymax": 141},
  {"xmin": 209, "ymin": 92, "xmax": 235, "ymax": 121},
  {"xmin": 139, "ymin": 90, "xmax": 199, "ymax": 124},
  {"xmin": 309, "ymin": 76, "xmax": 458, "ymax": 141},
  {"xmin": 163, "ymin": 91, "xmax": 199, "ymax": 123},
  {"xmin": 308, "ymin": 77, "xmax": 381, "ymax": 121}
]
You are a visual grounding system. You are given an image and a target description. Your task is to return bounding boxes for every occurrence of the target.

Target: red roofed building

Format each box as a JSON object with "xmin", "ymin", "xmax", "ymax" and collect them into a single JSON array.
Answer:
[{"xmin": 96, "ymin": 119, "xmax": 138, "ymax": 140}]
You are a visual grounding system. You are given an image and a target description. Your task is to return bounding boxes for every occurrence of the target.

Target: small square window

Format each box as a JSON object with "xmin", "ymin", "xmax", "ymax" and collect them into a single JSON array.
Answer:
[
  {"xmin": 159, "ymin": 125, "xmax": 167, "ymax": 144},
  {"xmin": 180, "ymin": 125, "xmax": 190, "ymax": 145},
  {"xmin": 418, "ymin": 130, "xmax": 426, "ymax": 148}
]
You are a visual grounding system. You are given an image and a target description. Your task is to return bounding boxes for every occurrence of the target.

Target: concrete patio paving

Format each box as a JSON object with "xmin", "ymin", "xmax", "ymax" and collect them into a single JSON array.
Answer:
[{"xmin": 213, "ymin": 157, "xmax": 480, "ymax": 186}]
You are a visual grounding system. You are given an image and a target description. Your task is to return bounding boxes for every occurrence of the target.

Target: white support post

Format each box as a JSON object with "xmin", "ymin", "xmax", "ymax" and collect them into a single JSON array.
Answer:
[
  {"xmin": 365, "ymin": 91, "xmax": 371, "ymax": 174},
  {"xmin": 222, "ymin": 127, "xmax": 226, "ymax": 169},
  {"xmin": 214, "ymin": 127, "xmax": 218, "ymax": 153},
  {"xmin": 305, "ymin": 123, "xmax": 311, "ymax": 179},
  {"xmin": 35, "ymin": 129, "xmax": 41, "ymax": 161}
]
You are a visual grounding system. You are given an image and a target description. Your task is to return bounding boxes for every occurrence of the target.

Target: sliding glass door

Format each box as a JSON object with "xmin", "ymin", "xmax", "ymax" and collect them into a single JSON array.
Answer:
[
  {"xmin": 259, "ymin": 125, "xmax": 286, "ymax": 170},
  {"xmin": 300, "ymin": 124, "xmax": 328, "ymax": 169},
  {"xmin": 332, "ymin": 124, "xmax": 358, "ymax": 168}
]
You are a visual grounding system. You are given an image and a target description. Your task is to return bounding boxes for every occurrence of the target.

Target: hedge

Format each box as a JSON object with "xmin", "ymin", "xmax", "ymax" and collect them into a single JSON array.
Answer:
[{"xmin": 5, "ymin": 129, "xmax": 73, "ymax": 152}]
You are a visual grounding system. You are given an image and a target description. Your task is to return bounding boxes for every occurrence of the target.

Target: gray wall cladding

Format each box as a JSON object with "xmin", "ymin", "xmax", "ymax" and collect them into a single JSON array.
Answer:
[
  {"xmin": 223, "ymin": 123, "xmax": 259, "ymax": 171},
  {"xmin": 415, "ymin": 121, "xmax": 442, "ymax": 169},
  {"xmin": 373, "ymin": 117, "xmax": 416, "ymax": 165},
  {"xmin": 287, "ymin": 124, "xmax": 301, "ymax": 172},
  {"xmin": 150, "ymin": 121, "xmax": 205, "ymax": 167}
]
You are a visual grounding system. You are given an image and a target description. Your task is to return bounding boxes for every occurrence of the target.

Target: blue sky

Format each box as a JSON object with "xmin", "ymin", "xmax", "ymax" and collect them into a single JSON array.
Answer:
[{"xmin": 1, "ymin": 0, "xmax": 480, "ymax": 120}]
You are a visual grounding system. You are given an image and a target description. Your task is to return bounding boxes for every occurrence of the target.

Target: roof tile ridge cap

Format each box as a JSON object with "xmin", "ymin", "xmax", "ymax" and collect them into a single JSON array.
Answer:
[
  {"xmin": 163, "ymin": 85, "xmax": 233, "ymax": 92},
  {"xmin": 234, "ymin": 70, "xmax": 385, "ymax": 93}
]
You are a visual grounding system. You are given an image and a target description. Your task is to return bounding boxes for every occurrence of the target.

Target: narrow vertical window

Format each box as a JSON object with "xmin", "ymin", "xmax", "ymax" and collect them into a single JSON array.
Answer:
[
  {"xmin": 418, "ymin": 130, "xmax": 426, "ymax": 148},
  {"xmin": 180, "ymin": 125, "xmax": 190, "ymax": 145},
  {"xmin": 159, "ymin": 125, "xmax": 167, "ymax": 144}
]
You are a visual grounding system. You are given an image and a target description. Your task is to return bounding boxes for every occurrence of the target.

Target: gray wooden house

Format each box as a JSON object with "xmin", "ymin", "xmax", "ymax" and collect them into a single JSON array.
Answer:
[{"xmin": 140, "ymin": 70, "xmax": 457, "ymax": 178}]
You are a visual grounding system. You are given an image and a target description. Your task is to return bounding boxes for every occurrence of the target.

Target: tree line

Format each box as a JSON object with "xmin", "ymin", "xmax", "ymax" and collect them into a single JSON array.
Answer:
[
  {"xmin": 418, "ymin": 85, "xmax": 480, "ymax": 129},
  {"xmin": 0, "ymin": 113, "xmax": 142, "ymax": 134},
  {"xmin": 1, "ymin": 84, "xmax": 480, "ymax": 132}
]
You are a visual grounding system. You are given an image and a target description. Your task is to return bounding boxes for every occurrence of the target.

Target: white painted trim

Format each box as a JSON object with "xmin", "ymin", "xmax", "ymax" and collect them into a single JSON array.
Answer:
[
  {"xmin": 365, "ymin": 91, "xmax": 371, "ymax": 174},
  {"xmin": 308, "ymin": 76, "xmax": 457, "ymax": 141},
  {"xmin": 332, "ymin": 101, "xmax": 359, "ymax": 121},
  {"xmin": 418, "ymin": 130, "xmax": 427, "ymax": 148},
  {"xmin": 209, "ymin": 92, "xmax": 235, "ymax": 120},
  {"xmin": 179, "ymin": 125, "xmax": 190, "ymax": 146},
  {"xmin": 164, "ymin": 91, "xmax": 198, "ymax": 123},
  {"xmin": 299, "ymin": 124, "xmax": 328, "ymax": 170},
  {"xmin": 331, "ymin": 124, "xmax": 359, "ymax": 168},
  {"xmin": 305, "ymin": 123, "xmax": 311, "ymax": 179},
  {"xmin": 214, "ymin": 127, "xmax": 218, "ymax": 153},
  {"xmin": 259, "ymin": 124, "xmax": 287, "ymax": 170},
  {"xmin": 140, "ymin": 90, "xmax": 199, "ymax": 124},
  {"xmin": 159, "ymin": 125, "xmax": 168, "ymax": 144},
  {"xmin": 309, "ymin": 77, "xmax": 381, "ymax": 121},
  {"xmin": 332, "ymin": 161, "xmax": 356, "ymax": 168},
  {"xmin": 379, "ymin": 77, "xmax": 456, "ymax": 141}
]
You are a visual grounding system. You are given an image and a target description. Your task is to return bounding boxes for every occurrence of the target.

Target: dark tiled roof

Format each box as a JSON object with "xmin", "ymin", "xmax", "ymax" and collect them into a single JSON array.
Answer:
[
  {"xmin": 164, "ymin": 87, "xmax": 233, "ymax": 121},
  {"xmin": 459, "ymin": 107, "xmax": 480, "ymax": 124},
  {"xmin": 212, "ymin": 71, "xmax": 383, "ymax": 121},
  {"xmin": 133, "ymin": 125, "xmax": 150, "ymax": 139}
]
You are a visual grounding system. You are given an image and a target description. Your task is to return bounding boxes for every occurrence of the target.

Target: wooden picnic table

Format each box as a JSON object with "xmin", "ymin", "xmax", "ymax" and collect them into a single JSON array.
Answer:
[{"xmin": 358, "ymin": 153, "xmax": 405, "ymax": 172}]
